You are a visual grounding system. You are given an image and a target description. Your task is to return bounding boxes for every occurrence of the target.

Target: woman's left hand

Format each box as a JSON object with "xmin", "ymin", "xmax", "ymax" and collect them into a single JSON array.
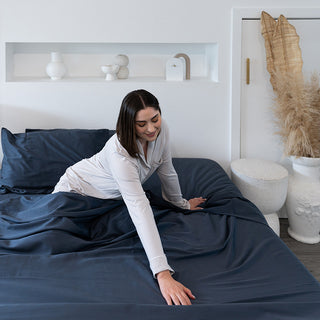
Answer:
[{"xmin": 188, "ymin": 197, "xmax": 206, "ymax": 210}]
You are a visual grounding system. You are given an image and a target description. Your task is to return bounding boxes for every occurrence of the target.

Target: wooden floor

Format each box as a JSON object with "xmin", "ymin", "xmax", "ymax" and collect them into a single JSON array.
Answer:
[{"xmin": 280, "ymin": 218, "xmax": 320, "ymax": 282}]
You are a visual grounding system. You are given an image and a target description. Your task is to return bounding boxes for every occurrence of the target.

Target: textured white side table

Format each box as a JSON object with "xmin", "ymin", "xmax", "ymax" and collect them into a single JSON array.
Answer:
[{"xmin": 231, "ymin": 159, "xmax": 289, "ymax": 236}]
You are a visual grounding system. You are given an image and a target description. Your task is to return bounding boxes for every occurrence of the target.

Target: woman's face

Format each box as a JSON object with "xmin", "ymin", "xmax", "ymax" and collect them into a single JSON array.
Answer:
[{"xmin": 135, "ymin": 107, "xmax": 162, "ymax": 144}]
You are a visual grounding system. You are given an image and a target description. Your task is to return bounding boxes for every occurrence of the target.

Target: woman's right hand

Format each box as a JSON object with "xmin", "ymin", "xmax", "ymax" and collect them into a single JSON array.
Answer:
[{"xmin": 156, "ymin": 270, "xmax": 196, "ymax": 305}]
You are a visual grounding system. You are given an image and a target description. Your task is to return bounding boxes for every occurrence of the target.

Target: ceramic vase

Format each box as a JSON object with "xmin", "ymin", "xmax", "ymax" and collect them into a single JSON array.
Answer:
[
  {"xmin": 46, "ymin": 52, "xmax": 67, "ymax": 80},
  {"xmin": 101, "ymin": 64, "xmax": 120, "ymax": 81},
  {"xmin": 286, "ymin": 156, "xmax": 320, "ymax": 244},
  {"xmin": 114, "ymin": 54, "xmax": 129, "ymax": 79}
]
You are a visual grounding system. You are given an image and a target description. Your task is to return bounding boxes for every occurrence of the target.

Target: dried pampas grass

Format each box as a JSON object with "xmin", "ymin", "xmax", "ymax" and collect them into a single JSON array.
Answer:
[
  {"xmin": 272, "ymin": 71, "xmax": 320, "ymax": 157},
  {"xmin": 261, "ymin": 11, "xmax": 320, "ymax": 158}
]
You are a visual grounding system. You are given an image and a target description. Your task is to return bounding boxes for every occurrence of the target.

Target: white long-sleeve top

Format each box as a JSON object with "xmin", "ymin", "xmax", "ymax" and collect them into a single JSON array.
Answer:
[{"xmin": 53, "ymin": 120, "xmax": 190, "ymax": 276}]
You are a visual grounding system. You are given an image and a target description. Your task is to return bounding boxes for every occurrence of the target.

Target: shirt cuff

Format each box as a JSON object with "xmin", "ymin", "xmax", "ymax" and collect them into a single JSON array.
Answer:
[
  {"xmin": 181, "ymin": 198, "xmax": 191, "ymax": 210},
  {"xmin": 150, "ymin": 255, "xmax": 174, "ymax": 278},
  {"xmin": 162, "ymin": 193, "xmax": 190, "ymax": 210}
]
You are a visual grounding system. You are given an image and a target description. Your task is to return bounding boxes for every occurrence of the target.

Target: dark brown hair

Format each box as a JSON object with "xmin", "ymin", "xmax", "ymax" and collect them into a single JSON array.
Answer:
[{"xmin": 116, "ymin": 89, "xmax": 161, "ymax": 158}]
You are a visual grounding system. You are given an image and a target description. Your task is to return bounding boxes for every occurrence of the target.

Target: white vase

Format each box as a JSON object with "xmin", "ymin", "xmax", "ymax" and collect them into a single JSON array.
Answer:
[
  {"xmin": 286, "ymin": 156, "xmax": 320, "ymax": 244},
  {"xmin": 101, "ymin": 64, "xmax": 120, "ymax": 81},
  {"xmin": 46, "ymin": 52, "xmax": 67, "ymax": 80},
  {"xmin": 114, "ymin": 55, "xmax": 129, "ymax": 79},
  {"xmin": 114, "ymin": 54, "xmax": 129, "ymax": 67},
  {"xmin": 117, "ymin": 66, "xmax": 129, "ymax": 79}
]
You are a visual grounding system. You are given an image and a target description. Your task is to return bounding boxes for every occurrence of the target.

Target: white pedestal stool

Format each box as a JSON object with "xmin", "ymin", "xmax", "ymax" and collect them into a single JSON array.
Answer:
[{"xmin": 231, "ymin": 159, "xmax": 289, "ymax": 236}]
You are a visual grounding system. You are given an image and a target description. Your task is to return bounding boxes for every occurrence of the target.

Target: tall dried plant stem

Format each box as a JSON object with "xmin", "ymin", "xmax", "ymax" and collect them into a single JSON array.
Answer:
[
  {"xmin": 261, "ymin": 12, "xmax": 303, "ymax": 91},
  {"xmin": 304, "ymin": 74, "xmax": 320, "ymax": 156},
  {"xmin": 272, "ymin": 71, "xmax": 320, "ymax": 157}
]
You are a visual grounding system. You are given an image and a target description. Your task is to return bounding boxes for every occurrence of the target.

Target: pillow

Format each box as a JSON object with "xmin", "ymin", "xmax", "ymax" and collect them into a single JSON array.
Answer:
[{"xmin": 0, "ymin": 127, "xmax": 114, "ymax": 194}]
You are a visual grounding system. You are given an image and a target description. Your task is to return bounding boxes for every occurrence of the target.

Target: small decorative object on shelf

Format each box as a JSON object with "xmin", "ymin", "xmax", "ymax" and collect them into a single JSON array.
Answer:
[
  {"xmin": 166, "ymin": 57, "xmax": 184, "ymax": 81},
  {"xmin": 114, "ymin": 54, "xmax": 129, "ymax": 79},
  {"xmin": 174, "ymin": 53, "xmax": 191, "ymax": 80},
  {"xmin": 46, "ymin": 52, "xmax": 67, "ymax": 80},
  {"xmin": 101, "ymin": 64, "xmax": 120, "ymax": 81}
]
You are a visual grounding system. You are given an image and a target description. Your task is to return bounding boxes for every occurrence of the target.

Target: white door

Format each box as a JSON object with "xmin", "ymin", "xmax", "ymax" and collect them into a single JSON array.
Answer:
[{"xmin": 241, "ymin": 18, "xmax": 320, "ymax": 162}]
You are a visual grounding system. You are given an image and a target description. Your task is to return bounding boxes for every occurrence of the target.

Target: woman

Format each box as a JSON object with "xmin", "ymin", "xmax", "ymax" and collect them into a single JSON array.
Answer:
[{"xmin": 53, "ymin": 89, "xmax": 206, "ymax": 305}]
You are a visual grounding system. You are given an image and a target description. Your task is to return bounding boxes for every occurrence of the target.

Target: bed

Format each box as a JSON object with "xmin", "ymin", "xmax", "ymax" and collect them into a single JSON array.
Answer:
[{"xmin": 0, "ymin": 127, "xmax": 320, "ymax": 320}]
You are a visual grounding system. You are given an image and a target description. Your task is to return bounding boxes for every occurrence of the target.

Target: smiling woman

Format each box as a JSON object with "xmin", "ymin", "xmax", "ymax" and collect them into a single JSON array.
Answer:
[
  {"xmin": 116, "ymin": 90, "xmax": 162, "ymax": 158},
  {"xmin": 135, "ymin": 109, "xmax": 162, "ymax": 160},
  {"xmin": 52, "ymin": 89, "xmax": 206, "ymax": 305}
]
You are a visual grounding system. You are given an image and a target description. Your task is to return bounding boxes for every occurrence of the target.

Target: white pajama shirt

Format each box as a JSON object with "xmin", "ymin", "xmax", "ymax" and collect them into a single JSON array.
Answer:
[{"xmin": 53, "ymin": 121, "xmax": 190, "ymax": 276}]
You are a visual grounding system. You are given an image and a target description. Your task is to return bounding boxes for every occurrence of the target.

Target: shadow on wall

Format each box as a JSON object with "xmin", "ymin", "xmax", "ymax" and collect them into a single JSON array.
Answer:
[
  {"xmin": 0, "ymin": 104, "xmax": 82, "ymax": 161},
  {"xmin": 0, "ymin": 104, "xmax": 72, "ymax": 131}
]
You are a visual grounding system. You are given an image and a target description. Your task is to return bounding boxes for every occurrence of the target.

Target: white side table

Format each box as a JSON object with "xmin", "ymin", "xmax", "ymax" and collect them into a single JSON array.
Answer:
[{"xmin": 231, "ymin": 159, "xmax": 289, "ymax": 236}]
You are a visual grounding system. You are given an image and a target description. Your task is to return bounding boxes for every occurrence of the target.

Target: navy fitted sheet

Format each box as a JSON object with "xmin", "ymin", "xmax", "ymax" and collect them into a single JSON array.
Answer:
[{"xmin": 0, "ymin": 158, "xmax": 319, "ymax": 319}]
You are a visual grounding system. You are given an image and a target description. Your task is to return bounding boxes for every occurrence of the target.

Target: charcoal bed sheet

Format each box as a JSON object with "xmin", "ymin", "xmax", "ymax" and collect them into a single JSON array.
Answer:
[{"xmin": 0, "ymin": 158, "xmax": 319, "ymax": 320}]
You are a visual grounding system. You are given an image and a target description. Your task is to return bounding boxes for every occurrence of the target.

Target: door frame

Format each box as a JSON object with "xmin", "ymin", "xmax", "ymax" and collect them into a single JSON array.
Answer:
[{"xmin": 230, "ymin": 7, "xmax": 320, "ymax": 161}]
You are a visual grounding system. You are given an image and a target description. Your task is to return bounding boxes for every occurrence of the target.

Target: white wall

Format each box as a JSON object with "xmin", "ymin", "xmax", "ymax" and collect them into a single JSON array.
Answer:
[{"xmin": 1, "ymin": 0, "xmax": 320, "ymax": 172}]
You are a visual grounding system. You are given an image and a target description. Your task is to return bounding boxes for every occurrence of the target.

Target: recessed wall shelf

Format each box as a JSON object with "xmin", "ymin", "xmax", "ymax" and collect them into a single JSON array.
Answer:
[{"xmin": 5, "ymin": 42, "xmax": 218, "ymax": 83}]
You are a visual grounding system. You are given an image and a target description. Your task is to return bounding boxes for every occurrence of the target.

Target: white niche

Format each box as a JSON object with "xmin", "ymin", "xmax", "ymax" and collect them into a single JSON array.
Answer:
[{"xmin": 5, "ymin": 42, "xmax": 218, "ymax": 83}]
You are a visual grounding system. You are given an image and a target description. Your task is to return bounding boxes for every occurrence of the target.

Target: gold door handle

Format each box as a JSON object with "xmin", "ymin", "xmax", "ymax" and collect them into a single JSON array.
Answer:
[{"xmin": 246, "ymin": 58, "xmax": 250, "ymax": 85}]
